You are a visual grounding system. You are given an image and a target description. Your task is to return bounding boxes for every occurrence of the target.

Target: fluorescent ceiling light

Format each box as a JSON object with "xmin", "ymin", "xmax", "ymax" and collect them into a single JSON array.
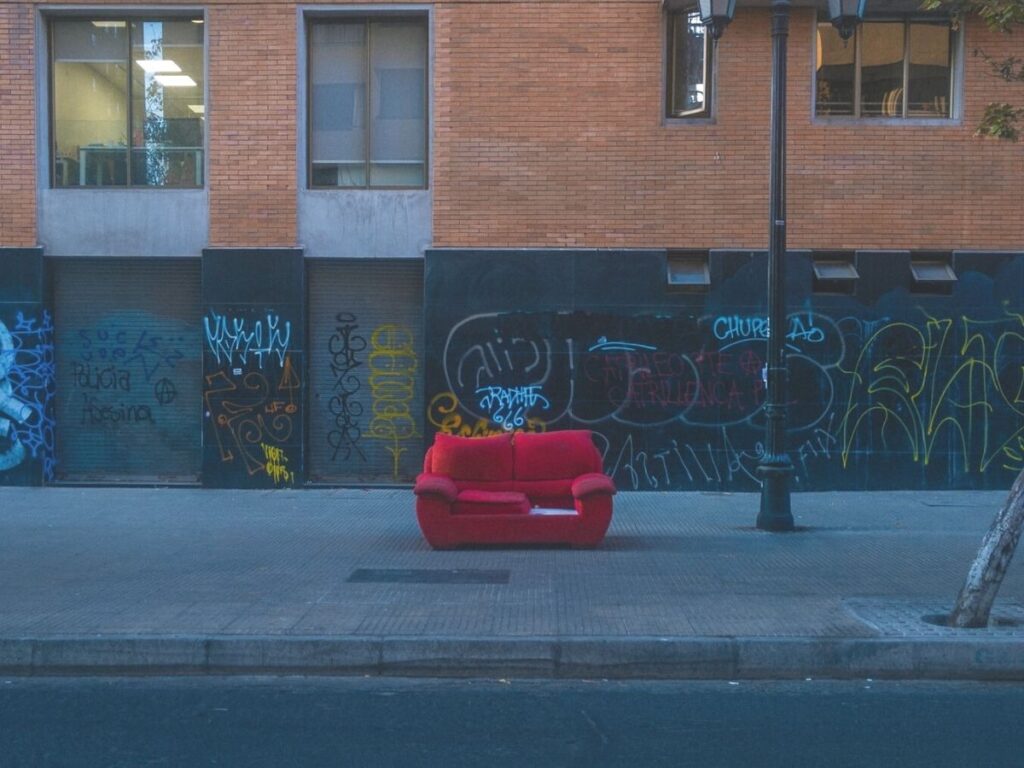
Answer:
[
  {"xmin": 154, "ymin": 74, "xmax": 197, "ymax": 87},
  {"xmin": 91, "ymin": 21, "xmax": 126, "ymax": 28},
  {"xmin": 192, "ymin": 19, "xmax": 204, "ymax": 23},
  {"xmin": 136, "ymin": 59, "xmax": 181, "ymax": 74},
  {"xmin": 188, "ymin": 104, "xmax": 205, "ymax": 114}
]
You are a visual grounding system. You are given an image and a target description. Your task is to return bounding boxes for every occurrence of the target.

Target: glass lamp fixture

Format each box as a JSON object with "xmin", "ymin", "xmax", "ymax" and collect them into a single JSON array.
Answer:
[
  {"xmin": 828, "ymin": 0, "xmax": 867, "ymax": 40},
  {"xmin": 697, "ymin": 0, "xmax": 736, "ymax": 41}
]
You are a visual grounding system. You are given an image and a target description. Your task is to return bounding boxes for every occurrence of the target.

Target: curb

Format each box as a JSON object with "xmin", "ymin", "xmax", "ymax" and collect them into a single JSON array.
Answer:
[{"xmin": 3, "ymin": 635, "xmax": 1024, "ymax": 680}]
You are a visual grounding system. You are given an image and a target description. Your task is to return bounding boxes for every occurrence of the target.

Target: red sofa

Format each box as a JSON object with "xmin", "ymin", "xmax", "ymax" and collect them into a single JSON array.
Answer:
[{"xmin": 414, "ymin": 430, "xmax": 616, "ymax": 549}]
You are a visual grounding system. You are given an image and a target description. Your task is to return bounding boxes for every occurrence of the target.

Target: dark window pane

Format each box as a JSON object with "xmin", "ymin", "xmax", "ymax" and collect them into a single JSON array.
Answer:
[
  {"xmin": 816, "ymin": 23, "xmax": 855, "ymax": 116},
  {"xmin": 860, "ymin": 22, "xmax": 905, "ymax": 117},
  {"xmin": 130, "ymin": 19, "xmax": 204, "ymax": 187},
  {"xmin": 52, "ymin": 20, "xmax": 129, "ymax": 187},
  {"xmin": 908, "ymin": 22, "xmax": 951, "ymax": 117},
  {"xmin": 669, "ymin": 11, "xmax": 709, "ymax": 117},
  {"xmin": 369, "ymin": 19, "xmax": 426, "ymax": 187},
  {"xmin": 310, "ymin": 22, "xmax": 367, "ymax": 187}
]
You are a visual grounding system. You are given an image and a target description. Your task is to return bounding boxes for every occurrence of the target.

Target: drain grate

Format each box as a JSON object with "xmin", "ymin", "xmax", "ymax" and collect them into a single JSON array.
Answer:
[
  {"xmin": 347, "ymin": 568, "xmax": 510, "ymax": 585},
  {"xmin": 845, "ymin": 598, "xmax": 1024, "ymax": 638}
]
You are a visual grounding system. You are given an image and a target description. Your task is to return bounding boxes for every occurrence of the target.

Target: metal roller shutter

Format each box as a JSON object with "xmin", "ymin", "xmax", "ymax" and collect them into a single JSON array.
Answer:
[
  {"xmin": 52, "ymin": 259, "xmax": 202, "ymax": 482},
  {"xmin": 308, "ymin": 259, "xmax": 424, "ymax": 484}
]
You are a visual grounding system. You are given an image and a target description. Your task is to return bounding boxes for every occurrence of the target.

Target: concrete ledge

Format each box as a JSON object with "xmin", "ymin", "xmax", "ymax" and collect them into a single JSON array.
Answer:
[{"xmin": 4, "ymin": 635, "xmax": 1024, "ymax": 680}]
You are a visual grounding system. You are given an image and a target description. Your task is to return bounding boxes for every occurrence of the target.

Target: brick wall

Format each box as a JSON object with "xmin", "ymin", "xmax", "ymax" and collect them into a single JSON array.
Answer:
[
  {"xmin": 432, "ymin": 4, "xmax": 1024, "ymax": 251},
  {"xmin": 3, "ymin": 2, "xmax": 1020, "ymax": 252},
  {"xmin": 207, "ymin": 3, "xmax": 297, "ymax": 246},
  {"xmin": 0, "ymin": 5, "xmax": 37, "ymax": 247}
]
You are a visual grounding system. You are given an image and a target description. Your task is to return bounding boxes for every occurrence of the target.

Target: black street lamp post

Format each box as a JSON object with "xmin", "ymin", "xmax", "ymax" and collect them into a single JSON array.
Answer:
[{"xmin": 698, "ymin": 0, "xmax": 865, "ymax": 531}]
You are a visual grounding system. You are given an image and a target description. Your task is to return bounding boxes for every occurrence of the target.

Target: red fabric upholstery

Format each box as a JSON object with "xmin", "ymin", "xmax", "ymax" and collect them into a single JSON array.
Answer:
[
  {"xmin": 572, "ymin": 473, "xmax": 617, "ymax": 499},
  {"xmin": 453, "ymin": 490, "xmax": 531, "ymax": 516},
  {"xmin": 431, "ymin": 433, "xmax": 515, "ymax": 481},
  {"xmin": 413, "ymin": 473, "xmax": 458, "ymax": 503},
  {"xmin": 414, "ymin": 429, "xmax": 615, "ymax": 549},
  {"xmin": 513, "ymin": 431, "xmax": 601, "ymax": 480}
]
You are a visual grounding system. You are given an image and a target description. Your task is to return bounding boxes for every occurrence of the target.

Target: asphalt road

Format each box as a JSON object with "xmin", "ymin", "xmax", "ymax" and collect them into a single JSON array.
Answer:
[{"xmin": 2, "ymin": 677, "xmax": 1024, "ymax": 767}]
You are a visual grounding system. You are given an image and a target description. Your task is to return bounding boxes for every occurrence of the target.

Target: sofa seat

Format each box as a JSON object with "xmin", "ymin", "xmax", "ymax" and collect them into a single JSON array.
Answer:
[{"xmin": 453, "ymin": 490, "xmax": 531, "ymax": 516}]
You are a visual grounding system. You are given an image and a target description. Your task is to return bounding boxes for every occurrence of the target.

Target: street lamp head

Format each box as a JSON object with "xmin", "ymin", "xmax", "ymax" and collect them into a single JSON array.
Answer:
[
  {"xmin": 828, "ymin": 0, "xmax": 867, "ymax": 40},
  {"xmin": 698, "ymin": 0, "xmax": 737, "ymax": 41}
]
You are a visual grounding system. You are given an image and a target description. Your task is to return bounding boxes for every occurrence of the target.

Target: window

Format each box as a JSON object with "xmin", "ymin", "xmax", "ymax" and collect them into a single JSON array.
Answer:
[
  {"xmin": 50, "ymin": 17, "xmax": 205, "ymax": 188},
  {"xmin": 309, "ymin": 17, "xmax": 427, "ymax": 189},
  {"xmin": 816, "ymin": 16, "xmax": 957, "ymax": 119},
  {"xmin": 666, "ymin": 250, "xmax": 711, "ymax": 290},
  {"xmin": 667, "ymin": 8, "xmax": 712, "ymax": 119}
]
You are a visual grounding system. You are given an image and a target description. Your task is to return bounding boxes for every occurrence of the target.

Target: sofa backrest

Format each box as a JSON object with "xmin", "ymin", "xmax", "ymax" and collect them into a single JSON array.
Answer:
[
  {"xmin": 426, "ymin": 433, "xmax": 515, "ymax": 482},
  {"xmin": 423, "ymin": 430, "xmax": 603, "ymax": 486},
  {"xmin": 513, "ymin": 430, "xmax": 602, "ymax": 480}
]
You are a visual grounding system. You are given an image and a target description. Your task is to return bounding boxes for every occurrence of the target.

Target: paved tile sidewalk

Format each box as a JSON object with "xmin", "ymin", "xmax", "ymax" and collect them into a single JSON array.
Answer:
[{"xmin": 0, "ymin": 487, "xmax": 1020, "ymax": 678}]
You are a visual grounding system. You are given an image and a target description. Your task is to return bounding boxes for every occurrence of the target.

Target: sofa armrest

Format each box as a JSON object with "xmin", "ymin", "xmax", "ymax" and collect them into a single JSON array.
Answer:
[
  {"xmin": 572, "ymin": 472, "xmax": 616, "ymax": 499},
  {"xmin": 414, "ymin": 473, "xmax": 458, "ymax": 503}
]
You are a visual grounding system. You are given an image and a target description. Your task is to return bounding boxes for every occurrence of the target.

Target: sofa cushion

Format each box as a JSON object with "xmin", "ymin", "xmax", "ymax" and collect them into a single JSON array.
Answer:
[
  {"xmin": 453, "ymin": 489, "xmax": 531, "ymax": 516},
  {"xmin": 513, "ymin": 430, "xmax": 601, "ymax": 481},
  {"xmin": 513, "ymin": 479, "xmax": 574, "ymax": 509},
  {"xmin": 431, "ymin": 433, "xmax": 515, "ymax": 482}
]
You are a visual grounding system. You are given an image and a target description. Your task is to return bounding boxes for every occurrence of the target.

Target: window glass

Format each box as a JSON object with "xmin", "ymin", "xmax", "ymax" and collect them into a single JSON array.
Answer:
[
  {"xmin": 52, "ymin": 21, "xmax": 130, "ymax": 186},
  {"xmin": 860, "ymin": 22, "xmax": 905, "ymax": 117},
  {"xmin": 908, "ymin": 22, "xmax": 951, "ymax": 117},
  {"xmin": 816, "ymin": 23, "xmax": 855, "ymax": 116},
  {"xmin": 369, "ymin": 20, "xmax": 427, "ymax": 187},
  {"xmin": 51, "ymin": 18, "xmax": 203, "ymax": 188},
  {"xmin": 309, "ymin": 17, "xmax": 427, "ymax": 189},
  {"xmin": 130, "ymin": 19, "xmax": 205, "ymax": 186},
  {"xmin": 310, "ymin": 22, "xmax": 367, "ymax": 187},
  {"xmin": 668, "ymin": 10, "xmax": 710, "ymax": 117}
]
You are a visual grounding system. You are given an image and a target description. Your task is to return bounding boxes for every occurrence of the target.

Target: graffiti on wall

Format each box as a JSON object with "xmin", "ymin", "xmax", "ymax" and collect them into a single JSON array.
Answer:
[
  {"xmin": 326, "ymin": 312, "xmax": 366, "ymax": 462},
  {"xmin": 839, "ymin": 312, "xmax": 1024, "ymax": 475},
  {"xmin": 319, "ymin": 314, "xmax": 422, "ymax": 481},
  {"xmin": 204, "ymin": 351, "xmax": 301, "ymax": 487},
  {"xmin": 366, "ymin": 324, "xmax": 420, "ymax": 478},
  {"xmin": 67, "ymin": 323, "xmax": 189, "ymax": 433},
  {"xmin": 0, "ymin": 312, "xmax": 56, "ymax": 480},
  {"xmin": 428, "ymin": 306, "xmax": 1024, "ymax": 491},
  {"xmin": 204, "ymin": 311, "xmax": 291, "ymax": 369}
]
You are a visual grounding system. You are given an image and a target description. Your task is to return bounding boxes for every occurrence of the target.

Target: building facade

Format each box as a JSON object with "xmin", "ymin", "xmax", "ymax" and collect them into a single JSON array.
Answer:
[{"xmin": 0, "ymin": 0, "xmax": 1021, "ymax": 491}]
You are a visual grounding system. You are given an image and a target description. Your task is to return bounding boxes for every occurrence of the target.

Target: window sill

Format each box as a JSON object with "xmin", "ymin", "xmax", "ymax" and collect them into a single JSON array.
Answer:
[
  {"xmin": 306, "ymin": 187, "xmax": 429, "ymax": 192},
  {"xmin": 663, "ymin": 116, "xmax": 716, "ymax": 127},
  {"xmin": 48, "ymin": 186, "xmax": 205, "ymax": 192},
  {"xmin": 812, "ymin": 116, "xmax": 962, "ymax": 128}
]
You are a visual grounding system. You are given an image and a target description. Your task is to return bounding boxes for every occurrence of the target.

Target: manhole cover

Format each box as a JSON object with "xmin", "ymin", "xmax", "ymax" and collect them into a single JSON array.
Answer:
[{"xmin": 346, "ymin": 568, "xmax": 510, "ymax": 584}]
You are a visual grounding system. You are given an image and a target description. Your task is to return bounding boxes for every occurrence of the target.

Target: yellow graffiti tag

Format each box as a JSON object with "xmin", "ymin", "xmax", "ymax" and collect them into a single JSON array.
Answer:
[
  {"xmin": 839, "ymin": 310, "xmax": 1024, "ymax": 474},
  {"xmin": 366, "ymin": 325, "xmax": 420, "ymax": 478},
  {"xmin": 261, "ymin": 442, "xmax": 295, "ymax": 485}
]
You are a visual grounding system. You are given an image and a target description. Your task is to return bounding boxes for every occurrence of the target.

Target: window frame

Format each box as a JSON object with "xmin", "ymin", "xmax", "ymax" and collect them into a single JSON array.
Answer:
[
  {"xmin": 812, "ymin": 13, "xmax": 963, "ymax": 125},
  {"xmin": 305, "ymin": 13, "xmax": 430, "ymax": 191},
  {"xmin": 47, "ymin": 13, "xmax": 207, "ymax": 190},
  {"xmin": 665, "ymin": 6, "xmax": 714, "ymax": 121}
]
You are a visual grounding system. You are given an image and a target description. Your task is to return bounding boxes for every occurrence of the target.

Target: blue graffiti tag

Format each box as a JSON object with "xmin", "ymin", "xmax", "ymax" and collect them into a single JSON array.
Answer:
[
  {"xmin": 0, "ymin": 312, "xmax": 56, "ymax": 479},
  {"xmin": 476, "ymin": 385, "xmax": 551, "ymax": 430},
  {"xmin": 204, "ymin": 311, "xmax": 291, "ymax": 369}
]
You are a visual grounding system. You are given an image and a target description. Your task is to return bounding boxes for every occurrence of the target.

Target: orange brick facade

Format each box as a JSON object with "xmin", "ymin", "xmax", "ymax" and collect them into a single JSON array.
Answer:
[
  {"xmin": 207, "ymin": 3, "xmax": 297, "ymax": 246},
  {"xmin": 0, "ymin": 2, "xmax": 1020, "ymax": 250},
  {"xmin": 433, "ymin": 3, "xmax": 1024, "ymax": 251},
  {"xmin": 0, "ymin": 4, "xmax": 37, "ymax": 247}
]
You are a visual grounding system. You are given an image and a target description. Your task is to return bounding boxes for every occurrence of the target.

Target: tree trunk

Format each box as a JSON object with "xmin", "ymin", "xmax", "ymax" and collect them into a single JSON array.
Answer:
[{"xmin": 949, "ymin": 468, "xmax": 1024, "ymax": 628}]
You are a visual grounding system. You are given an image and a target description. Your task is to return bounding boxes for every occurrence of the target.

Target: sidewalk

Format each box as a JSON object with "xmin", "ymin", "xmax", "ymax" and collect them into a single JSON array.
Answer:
[{"xmin": 1, "ymin": 486, "xmax": 1022, "ymax": 680}]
